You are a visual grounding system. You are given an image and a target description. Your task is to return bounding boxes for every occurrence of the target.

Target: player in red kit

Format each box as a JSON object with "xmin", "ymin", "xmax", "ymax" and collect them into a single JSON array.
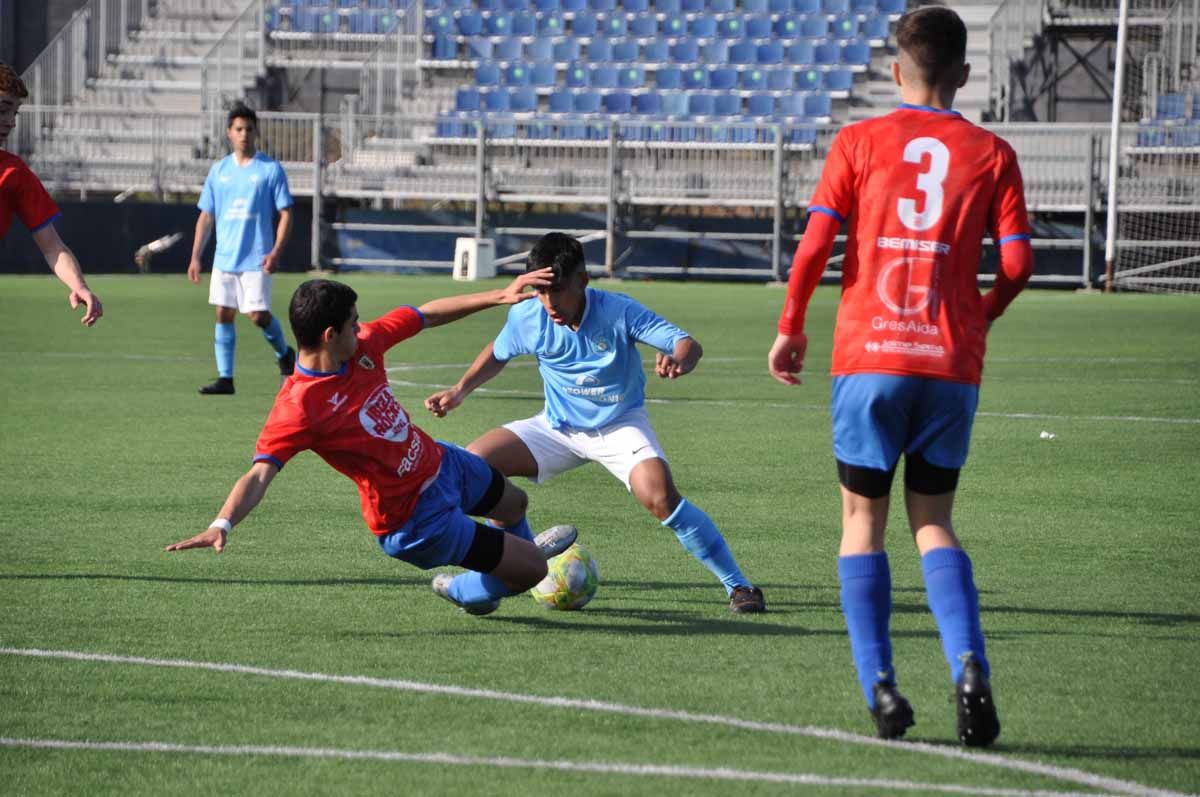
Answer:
[
  {"xmin": 0, "ymin": 63, "xmax": 102, "ymax": 326},
  {"xmin": 166, "ymin": 273, "xmax": 579, "ymax": 617},
  {"xmin": 767, "ymin": 7, "xmax": 1033, "ymax": 744}
]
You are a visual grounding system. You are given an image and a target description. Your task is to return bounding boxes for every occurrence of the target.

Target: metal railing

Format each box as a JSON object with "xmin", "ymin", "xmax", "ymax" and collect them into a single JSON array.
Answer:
[
  {"xmin": 201, "ymin": 0, "xmax": 267, "ymax": 157},
  {"xmin": 989, "ymin": 0, "xmax": 1045, "ymax": 122}
]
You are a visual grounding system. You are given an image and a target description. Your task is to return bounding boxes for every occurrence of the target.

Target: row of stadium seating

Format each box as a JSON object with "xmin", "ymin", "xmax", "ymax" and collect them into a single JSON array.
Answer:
[
  {"xmin": 273, "ymin": 0, "xmax": 905, "ymax": 14},
  {"xmin": 1150, "ymin": 93, "xmax": 1200, "ymax": 123},
  {"xmin": 434, "ymin": 110, "xmax": 822, "ymax": 141},
  {"xmin": 451, "ymin": 85, "xmax": 834, "ymax": 116},
  {"xmin": 437, "ymin": 38, "xmax": 869, "ymax": 68},
  {"xmin": 466, "ymin": 62, "xmax": 854, "ymax": 93}
]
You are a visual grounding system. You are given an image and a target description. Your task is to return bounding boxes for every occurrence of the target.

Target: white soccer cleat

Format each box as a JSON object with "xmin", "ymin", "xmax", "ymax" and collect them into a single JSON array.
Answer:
[
  {"xmin": 535, "ymin": 524, "xmax": 578, "ymax": 560},
  {"xmin": 430, "ymin": 573, "xmax": 500, "ymax": 616}
]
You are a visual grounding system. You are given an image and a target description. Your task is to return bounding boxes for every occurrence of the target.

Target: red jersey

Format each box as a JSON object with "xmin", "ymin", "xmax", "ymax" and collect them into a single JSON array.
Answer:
[
  {"xmin": 0, "ymin": 151, "xmax": 60, "ymax": 240},
  {"xmin": 805, "ymin": 106, "xmax": 1031, "ymax": 385},
  {"xmin": 254, "ymin": 306, "xmax": 444, "ymax": 535}
]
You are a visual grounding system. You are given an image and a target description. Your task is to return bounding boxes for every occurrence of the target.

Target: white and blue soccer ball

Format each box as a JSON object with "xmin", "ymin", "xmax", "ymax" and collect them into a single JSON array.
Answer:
[{"xmin": 530, "ymin": 543, "xmax": 599, "ymax": 610}]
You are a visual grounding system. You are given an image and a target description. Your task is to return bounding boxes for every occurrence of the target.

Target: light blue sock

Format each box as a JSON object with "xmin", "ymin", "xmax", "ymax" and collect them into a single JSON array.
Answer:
[
  {"xmin": 662, "ymin": 497, "xmax": 750, "ymax": 595},
  {"xmin": 214, "ymin": 322, "xmax": 235, "ymax": 378},
  {"xmin": 486, "ymin": 517, "xmax": 534, "ymax": 543},
  {"xmin": 448, "ymin": 570, "xmax": 520, "ymax": 605},
  {"xmin": 839, "ymin": 552, "xmax": 895, "ymax": 709},
  {"xmin": 921, "ymin": 547, "xmax": 989, "ymax": 684},
  {"xmin": 261, "ymin": 316, "xmax": 288, "ymax": 358}
]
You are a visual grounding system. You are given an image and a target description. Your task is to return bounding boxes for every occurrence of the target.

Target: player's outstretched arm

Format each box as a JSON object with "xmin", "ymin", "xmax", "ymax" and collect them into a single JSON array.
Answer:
[
  {"xmin": 165, "ymin": 461, "xmax": 278, "ymax": 553},
  {"xmin": 425, "ymin": 341, "xmax": 509, "ymax": 417},
  {"xmin": 187, "ymin": 211, "xmax": 214, "ymax": 284},
  {"xmin": 31, "ymin": 223, "xmax": 103, "ymax": 327},
  {"xmin": 418, "ymin": 268, "xmax": 554, "ymax": 328},
  {"xmin": 655, "ymin": 337, "xmax": 702, "ymax": 379}
]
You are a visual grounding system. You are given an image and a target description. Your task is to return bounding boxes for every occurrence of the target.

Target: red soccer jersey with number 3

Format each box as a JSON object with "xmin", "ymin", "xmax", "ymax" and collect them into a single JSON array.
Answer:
[
  {"xmin": 253, "ymin": 306, "xmax": 444, "ymax": 535},
  {"xmin": 809, "ymin": 105, "xmax": 1031, "ymax": 384}
]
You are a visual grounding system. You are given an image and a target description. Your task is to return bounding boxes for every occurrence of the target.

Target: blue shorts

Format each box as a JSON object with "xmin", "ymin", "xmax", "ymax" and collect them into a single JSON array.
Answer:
[
  {"xmin": 831, "ymin": 374, "xmax": 979, "ymax": 472},
  {"xmin": 377, "ymin": 442, "xmax": 495, "ymax": 570}
]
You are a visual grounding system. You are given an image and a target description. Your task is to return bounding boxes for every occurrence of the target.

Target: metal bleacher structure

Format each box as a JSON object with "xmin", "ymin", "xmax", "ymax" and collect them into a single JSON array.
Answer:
[{"xmin": 12, "ymin": 0, "xmax": 1199, "ymax": 284}]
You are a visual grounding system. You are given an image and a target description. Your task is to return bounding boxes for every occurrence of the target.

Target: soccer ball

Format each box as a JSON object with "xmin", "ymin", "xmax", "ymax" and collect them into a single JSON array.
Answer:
[{"xmin": 530, "ymin": 543, "xmax": 599, "ymax": 610}]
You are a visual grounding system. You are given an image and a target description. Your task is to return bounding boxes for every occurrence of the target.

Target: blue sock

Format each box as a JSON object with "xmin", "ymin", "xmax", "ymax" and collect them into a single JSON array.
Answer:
[
  {"xmin": 662, "ymin": 497, "xmax": 750, "ymax": 595},
  {"xmin": 448, "ymin": 571, "xmax": 519, "ymax": 605},
  {"xmin": 921, "ymin": 547, "xmax": 989, "ymax": 684},
  {"xmin": 261, "ymin": 316, "xmax": 288, "ymax": 358},
  {"xmin": 214, "ymin": 322, "xmax": 235, "ymax": 378},
  {"xmin": 839, "ymin": 552, "xmax": 895, "ymax": 709},
  {"xmin": 486, "ymin": 517, "xmax": 534, "ymax": 543}
]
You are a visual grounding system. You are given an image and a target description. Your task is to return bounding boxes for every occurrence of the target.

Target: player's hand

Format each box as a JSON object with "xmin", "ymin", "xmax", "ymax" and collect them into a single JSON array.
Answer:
[
  {"xmin": 165, "ymin": 526, "xmax": 227, "ymax": 553},
  {"xmin": 655, "ymin": 352, "xmax": 691, "ymax": 379},
  {"xmin": 261, "ymin": 250, "xmax": 281, "ymax": 274},
  {"xmin": 499, "ymin": 268, "xmax": 555, "ymax": 304},
  {"xmin": 424, "ymin": 387, "xmax": 464, "ymax": 418},
  {"xmin": 70, "ymin": 288, "xmax": 103, "ymax": 327},
  {"xmin": 768, "ymin": 332, "xmax": 808, "ymax": 385},
  {"xmin": 187, "ymin": 259, "xmax": 202, "ymax": 284}
]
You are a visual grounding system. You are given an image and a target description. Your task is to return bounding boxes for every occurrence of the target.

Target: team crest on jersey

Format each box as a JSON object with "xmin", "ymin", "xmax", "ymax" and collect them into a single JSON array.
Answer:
[
  {"xmin": 360, "ymin": 384, "xmax": 410, "ymax": 442},
  {"xmin": 592, "ymin": 336, "xmax": 610, "ymax": 352},
  {"xmin": 358, "ymin": 354, "xmax": 375, "ymax": 370}
]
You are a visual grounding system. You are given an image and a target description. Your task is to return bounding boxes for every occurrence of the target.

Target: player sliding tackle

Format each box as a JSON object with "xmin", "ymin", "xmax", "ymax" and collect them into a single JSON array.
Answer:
[{"xmin": 166, "ymin": 273, "xmax": 578, "ymax": 617}]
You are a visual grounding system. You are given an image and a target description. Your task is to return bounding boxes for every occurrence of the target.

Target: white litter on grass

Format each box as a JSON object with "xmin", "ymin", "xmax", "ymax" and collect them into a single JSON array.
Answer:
[{"xmin": 1039, "ymin": 431, "xmax": 1057, "ymax": 440}]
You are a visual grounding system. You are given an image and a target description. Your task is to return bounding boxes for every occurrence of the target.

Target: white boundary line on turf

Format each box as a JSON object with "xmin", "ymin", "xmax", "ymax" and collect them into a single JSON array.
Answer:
[
  {"xmin": 0, "ymin": 648, "xmax": 1190, "ymax": 797},
  {"xmin": 0, "ymin": 737, "xmax": 1124, "ymax": 797}
]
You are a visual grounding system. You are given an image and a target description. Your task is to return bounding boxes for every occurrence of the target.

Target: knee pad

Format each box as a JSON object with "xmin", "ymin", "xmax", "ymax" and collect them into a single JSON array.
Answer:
[
  {"xmin": 837, "ymin": 459, "xmax": 896, "ymax": 499},
  {"xmin": 904, "ymin": 453, "xmax": 960, "ymax": 495}
]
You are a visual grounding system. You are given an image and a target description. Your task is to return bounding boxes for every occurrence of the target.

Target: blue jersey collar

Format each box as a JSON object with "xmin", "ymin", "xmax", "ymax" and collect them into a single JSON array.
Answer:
[{"xmin": 898, "ymin": 103, "xmax": 961, "ymax": 116}]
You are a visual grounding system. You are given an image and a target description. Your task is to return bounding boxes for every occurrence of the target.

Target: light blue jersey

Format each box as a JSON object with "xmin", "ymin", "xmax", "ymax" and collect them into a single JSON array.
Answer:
[
  {"xmin": 493, "ymin": 287, "xmax": 690, "ymax": 430},
  {"xmin": 198, "ymin": 152, "xmax": 293, "ymax": 273}
]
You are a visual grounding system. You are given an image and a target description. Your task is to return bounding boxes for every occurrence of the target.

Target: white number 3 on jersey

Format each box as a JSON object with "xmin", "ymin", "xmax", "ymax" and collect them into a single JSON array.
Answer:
[{"xmin": 897, "ymin": 137, "xmax": 950, "ymax": 231}]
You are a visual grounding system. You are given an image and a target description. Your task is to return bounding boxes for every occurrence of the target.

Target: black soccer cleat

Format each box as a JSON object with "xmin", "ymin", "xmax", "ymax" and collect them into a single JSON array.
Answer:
[
  {"xmin": 956, "ymin": 658, "xmax": 1000, "ymax": 747},
  {"xmin": 278, "ymin": 346, "xmax": 296, "ymax": 377},
  {"xmin": 199, "ymin": 377, "xmax": 235, "ymax": 395},
  {"xmin": 729, "ymin": 585, "xmax": 766, "ymax": 614},
  {"xmin": 871, "ymin": 682, "xmax": 915, "ymax": 740}
]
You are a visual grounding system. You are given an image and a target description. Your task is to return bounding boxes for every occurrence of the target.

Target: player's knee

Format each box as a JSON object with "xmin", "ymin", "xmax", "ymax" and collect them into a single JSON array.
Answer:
[
  {"xmin": 904, "ymin": 453, "xmax": 960, "ymax": 495},
  {"xmin": 837, "ymin": 459, "xmax": 895, "ymax": 499},
  {"xmin": 250, "ymin": 311, "xmax": 272, "ymax": 328}
]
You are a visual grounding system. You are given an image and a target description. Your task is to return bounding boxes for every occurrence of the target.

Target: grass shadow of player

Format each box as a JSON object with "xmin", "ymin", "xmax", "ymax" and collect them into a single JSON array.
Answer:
[{"xmin": 0, "ymin": 573, "xmax": 427, "ymax": 589}]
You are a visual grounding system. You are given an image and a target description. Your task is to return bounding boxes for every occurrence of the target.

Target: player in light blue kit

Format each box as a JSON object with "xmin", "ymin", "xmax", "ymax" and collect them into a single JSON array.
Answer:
[
  {"xmin": 425, "ymin": 233, "xmax": 765, "ymax": 613},
  {"xmin": 188, "ymin": 104, "xmax": 296, "ymax": 395}
]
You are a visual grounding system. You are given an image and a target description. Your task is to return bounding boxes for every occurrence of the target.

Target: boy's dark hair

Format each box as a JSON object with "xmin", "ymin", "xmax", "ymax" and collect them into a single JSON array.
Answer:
[
  {"xmin": 527, "ymin": 232, "xmax": 585, "ymax": 283},
  {"xmin": 0, "ymin": 63, "xmax": 28, "ymax": 99},
  {"xmin": 289, "ymin": 279, "xmax": 358, "ymax": 349},
  {"xmin": 895, "ymin": 6, "xmax": 967, "ymax": 88},
  {"xmin": 227, "ymin": 103, "xmax": 257, "ymax": 129}
]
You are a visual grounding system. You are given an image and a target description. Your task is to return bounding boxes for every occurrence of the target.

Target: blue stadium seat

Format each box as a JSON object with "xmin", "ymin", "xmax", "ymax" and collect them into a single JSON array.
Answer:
[
  {"xmin": 744, "ymin": 67, "xmax": 769, "ymax": 90},
  {"xmin": 467, "ymin": 37, "xmax": 494, "ymax": 60},
  {"xmin": 662, "ymin": 14, "xmax": 686, "ymax": 37},
  {"xmin": 348, "ymin": 9, "xmax": 376, "ymax": 33},
  {"xmin": 493, "ymin": 36, "xmax": 523, "ymax": 60},
  {"xmin": 505, "ymin": 0, "xmax": 529, "ymax": 10},
  {"xmin": 379, "ymin": 10, "xmax": 399, "ymax": 32},
  {"xmin": 511, "ymin": 86, "xmax": 538, "ymax": 111},
  {"xmin": 604, "ymin": 91, "xmax": 633, "ymax": 113},
  {"xmin": 427, "ymin": 12, "xmax": 452, "ymax": 35},
  {"xmin": 1191, "ymin": 93, "xmax": 1200, "ymax": 121},
  {"xmin": 792, "ymin": 0, "xmax": 819, "ymax": 12},
  {"xmin": 787, "ymin": 40, "xmax": 814, "ymax": 64},
  {"xmin": 574, "ymin": 89, "xmax": 602, "ymax": 112},
  {"xmin": 612, "ymin": 38, "xmax": 640, "ymax": 60},
  {"xmin": 702, "ymin": 40, "xmax": 729, "ymax": 62},
  {"xmin": 456, "ymin": 87, "xmax": 482, "ymax": 112},
  {"xmin": 757, "ymin": 41, "xmax": 784, "ymax": 64},
  {"xmin": 505, "ymin": 62, "xmax": 532, "ymax": 86},
  {"xmin": 823, "ymin": 67, "xmax": 853, "ymax": 92},
  {"xmin": 773, "ymin": 15, "xmax": 799, "ymax": 38},
  {"xmin": 766, "ymin": 67, "xmax": 794, "ymax": 90},
  {"xmin": 728, "ymin": 40, "xmax": 756, "ymax": 64},
  {"xmin": 709, "ymin": 66, "xmax": 736, "ymax": 89},
  {"xmin": 536, "ymin": 0, "xmax": 561, "ymax": 10},
  {"xmin": 366, "ymin": 0, "xmax": 392, "ymax": 8},
  {"xmin": 714, "ymin": 92, "xmax": 741, "ymax": 116},
  {"xmin": 538, "ymin": 13, "xmax": 565, "ymax": 34},
  {"xmin": 655, "ymin": 0, "xmax": 683, "ymax": 13},
  {"xmin": 589, "ymin": 0, "xmax": 615, "ymax": 11},
  {"xmin": 804, "ymin": 92, "xmax": 832, "ymax": 119},
  {"xmin": 478, "ymin": 0, "xmax": 504, "ymax": 10},
  {"xmin": 1156, "ymin": 93, "xmax": 1186, "ymax": 120},
  {"xmin": 619, "ymin": 64, "xmax": 647, "ymax": 87},
  {"xmin": 630, "ymin": 13, "xmax": 658, "ymax": 37},
  {"xmin": 602, "ymin": 14, "xmax": 627, "ymax": 36},
  {"xmin": 831, "ymin": 14, "xmax": 857, "ymax": 38},
  {"xmin": 336, "ymin": 0, "xmax": 360, "ymax": 8},
  {"xmin": 690, "ymin": 15, "xmax": 717, "ymax": 39},
  {"xmin": 682, "ymin": 65, "xmax": 709, "ymax": 89},
  {"xmin": 432, "ymin": 36, "xmax": 458, "ymax": 59},
  {"xmin": 709, "ymin": 0, "xmax": 735, "ymax": 12},
  {"xmin": 548, "ymin": 88, "xmax": 573, "ymax": 112},
  {"xmin": 526, "ymin": 37, "xmax": 554, "ymax": 60},
  {"xmin": 635, "ymin": 91, "xmax": 662, "ymax": 116},
  {"xmin": 785, "ymin": 124, "xmax": 817, "ymax": 145},
  {"xmin": 775, "ymin": 92, "xmax": 804, "ymax": 118},
  {"xmin": 296, "ymin": 9, "xmax": 335, "ymax": 30},
  {"xmin": 814, "ymin": 41, "xmax": 840, "ymax": 64},
  {"xmin": 531, "ymin": 59, "xmax": 557, "ymax": 86},
  {"xmin": 591, "ymin": 64, "xmax": 619, "ymax": 88},
  {"xmin": 862, "ymin": 14, "xmax": 889, "ymax": 42},
  {"xmin": 566, "ymin": 61, "xmax": 590, "ymax": 86},
  {"xmin": 767, "ymin": 0, "xmax": 790, "ymax": 13},
  {"xmin": 671, "ymin": 38, "xmax": 700, "ymax": 62},
  {"xmin": 680, "ymin": 0, "xmax": 704, "ymax": 12},
  {"xmin": 796, "ymin": 67, "xmax": 820, "ymax": 90},
  {"xmin": 656, "ymin": 65, "xmax": 682, "ymax": 89},
  {"xmin": 688, "ymin": 93, "xmax": 716, "ymax": 116},
  {"xmin": 661, "ymin": 90, "xmax": 688, "ymax": 116},
  {"xmin": 560, "ymin": 0, "xmax": 586, "ymax": 12},
  {"xmin": 851, "ymin": 0, "xmax": 876, "ymax": 12},
  {"xmin": 745, "ymin": 15, "xmax": 772, "ymax": 39},
  {"xmin": 643, "ymin": 39, "xmax": 669, "ymax": 62},
  {"xmin": 485, "ymin": 13, "xmax": 511, "ymax": 35},
  {"xmin": 801, "ymin": 15, "xmax": 827, "ymax": 38},
  {"xmin": 843, "ymin": 40, "xmax": 870, "ymax": 67},
  {"xmin": 483, "ymin": 88, "xmax": 512, "ymax": 111},
  {"xmin": 624, "ymin": 0, "xmax": 650, "ymax": 12},
  {"xmin": 264, "ymin": 6, "xmax": 280, "ymax": 32},
  {"xmin": 718, "ymin": 16, "xmax": 745, "ymax": 39},
  {"xmin": 822, "ymin": 0, "xmax": 848, "ymax": 12},
  {"xmin": 742, "ymin": 0, "xmax": 768, "ymax": 13},
  {"xmin": 553, "ymin": 38, "xmax": 581, "ymax": 61},
  {"xmin": 746, "ymin": 93, "xmax": 774, "ymax": 117},
  {"xmin": 443, "ymin": 0, "xmax": 472, "ymax": 8},
  {"xmin": 475, "ymin": 61, "xmax": 502, "ymax": 85},
  {"xmin": 485, "ymin": 115, "xmax": 517, "ymax": 139},
  {"xmin": 876, "ymin": 0, "xmax": 903, "ymax": 14},
  {"xmin": 456, "ymin": 10, "xmax": 483, "ymax": 35},
  {"xmin": 571, "ymin": 12, "xmax": 598, "ymax": 36},
  {"xmin": 586, "ymin": 38, "xmax": 613, "ymax": 61}
]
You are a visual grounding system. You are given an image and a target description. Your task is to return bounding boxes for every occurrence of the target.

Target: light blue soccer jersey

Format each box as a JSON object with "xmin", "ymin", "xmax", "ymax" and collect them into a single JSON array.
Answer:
[
  {"xmin": 493, "ymin": 287, "xmax": 690, "ymax": 429},
  {"xmin": 198, "ymin": 152, "xmax": 293, "ymax": 272}
]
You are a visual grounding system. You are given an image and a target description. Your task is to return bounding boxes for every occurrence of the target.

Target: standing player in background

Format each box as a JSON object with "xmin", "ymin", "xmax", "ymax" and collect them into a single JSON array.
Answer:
[
  {"xmin": 766, "ymin": 7, "xmax": 1033, "ymax": 744},
  {"xmin": 425, "ymin": 233, "xmax": 766, "ymax": 614},
  {"xmin": 188, "ymin": 104, "xmax": 295, "ymax": 395},
  {"xmin": 0, "ymin": 63, "xmax": 102, "ymax": 326},
  {"xmin": 166, "ymin": 271, "xmax": 579, "ymax": 618}
]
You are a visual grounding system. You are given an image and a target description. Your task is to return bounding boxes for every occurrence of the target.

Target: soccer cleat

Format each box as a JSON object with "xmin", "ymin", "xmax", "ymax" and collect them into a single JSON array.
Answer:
[
  {"xmin": 431, "ymin": 573, "xmax": 500, "ymax": 616},
  {"xmin": 534, "ymin": 524, "xmax": 578, "ymax": 560},
  {"xmin": 956, "ymin": 658, "xmax": 1001, "ymax": 747},
  {"xmin": 199, "ymin": 377, "xmax": 235, "ymax": 395},
  {"xmin": 871, "ymin": 682, "xmax": 916, "ymax": 739},
  {"xmin": 278, "ymin": 346, "xmax": 296, "ymax": 377},
  {"xmin": 729, "ymin": 585, "xmax": 766, "ymax": 614}
]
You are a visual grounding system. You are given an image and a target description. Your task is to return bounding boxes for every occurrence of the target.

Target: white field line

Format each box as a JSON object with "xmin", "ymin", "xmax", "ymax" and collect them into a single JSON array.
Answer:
[
  {"xmin": 0, "ymin": 737, "xmax": 1126, "ymax": 797},
  {"xmin": 0, "ymin": 647, "xmax": 1189, "ymax": 797}
]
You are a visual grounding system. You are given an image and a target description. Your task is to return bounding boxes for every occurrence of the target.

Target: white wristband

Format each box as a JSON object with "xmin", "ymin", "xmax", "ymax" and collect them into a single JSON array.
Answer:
[{"xmin": 209, "ymin": 518, "xmax": 233, "ymax": 534}]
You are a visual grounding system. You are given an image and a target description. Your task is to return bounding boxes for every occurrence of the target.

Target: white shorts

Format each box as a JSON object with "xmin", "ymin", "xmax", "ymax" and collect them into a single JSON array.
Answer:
[
  {"xmin": 209, "ymin": 269, "xmax": 272, "ymax": 313},
  {"xmin": 503, "ymin": 406, "xmax": 667, "ymax": 490}
]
